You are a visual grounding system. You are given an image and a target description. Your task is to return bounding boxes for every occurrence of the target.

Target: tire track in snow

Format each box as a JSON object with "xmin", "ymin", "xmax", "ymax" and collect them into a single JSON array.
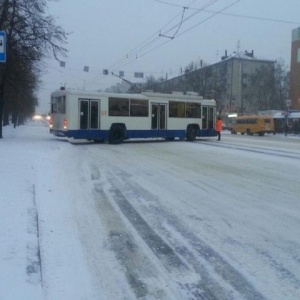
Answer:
[
  {"xmin": 106, "ymin": 171, "xmax": 219, "ymax": 300},
  {"xmin": 199, "ymin": 141, "xmax": 300, "ymax": 160},
  {"xmin": 108, "ymin": 168, "xmax": 266, "ymax": 300},
  {"xmin": 27, "ymin": 184, "xmax": 43, "ymax": 287},
  {"xmin": 94, "ymin": 187, "xmax": 150, "ymax": 298},
  {"xmin": 109, "ymin": 186, "xmax": 189, "ymax": 273},
  {"xmin": 92, "ymin": 176, "xmax": 176, "ymax": 299}
]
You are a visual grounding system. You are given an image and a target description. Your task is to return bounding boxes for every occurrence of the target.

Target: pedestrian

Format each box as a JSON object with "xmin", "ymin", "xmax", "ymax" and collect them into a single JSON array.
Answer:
[{"xmin": 215, "ymin": 117, "xmax": 223, "ymax": 141}]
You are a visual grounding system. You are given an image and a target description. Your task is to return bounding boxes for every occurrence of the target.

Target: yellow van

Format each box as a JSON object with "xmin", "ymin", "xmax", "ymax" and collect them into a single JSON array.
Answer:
[{"xmin": 230, "ymin": 115, "xmax": 275, "ymax": 136}]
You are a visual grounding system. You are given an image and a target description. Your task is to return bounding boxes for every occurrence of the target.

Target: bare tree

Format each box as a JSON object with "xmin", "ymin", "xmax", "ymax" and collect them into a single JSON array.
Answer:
[
  {"xmin": 273, "ymin": 59, "xmax": 289, "ymax": 109},
  {"xmin": 247, "ymin": 61, "xmax": 288, "ymax": 112},
  {"xmin": 0, "ymin": 0, "xmax": 68, "ymax": 138}
]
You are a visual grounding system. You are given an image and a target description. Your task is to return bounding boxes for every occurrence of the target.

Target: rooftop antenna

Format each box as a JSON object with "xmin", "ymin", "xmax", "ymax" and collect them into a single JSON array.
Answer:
[{"xmin": 236, "ymin": 40, "xmax": 241, "ymax": 53}]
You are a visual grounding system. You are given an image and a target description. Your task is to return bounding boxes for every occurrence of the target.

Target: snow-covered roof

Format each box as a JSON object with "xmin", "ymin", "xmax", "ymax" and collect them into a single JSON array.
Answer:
[{"xmin": 220, "ymin": 51, "xmax": 275, "ymax": 63}]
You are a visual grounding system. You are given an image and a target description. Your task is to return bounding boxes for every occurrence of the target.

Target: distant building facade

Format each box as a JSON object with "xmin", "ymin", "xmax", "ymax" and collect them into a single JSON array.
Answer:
[
  {"xmin": 290, "ymin": 27, "xmax": 300, "ymax": 109},
  {"xmin": 159, "ymin": 50, "xmax": 275, "ymax": 114}
]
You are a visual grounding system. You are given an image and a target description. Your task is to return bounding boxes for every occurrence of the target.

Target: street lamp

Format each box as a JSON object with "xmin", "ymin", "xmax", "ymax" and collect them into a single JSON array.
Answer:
[
  {"xmin": 284, "ymin": 99, "xmax": 292, "ymax": 136},
  {"xmin": 233, "ymin": 51, "xmax": 243, "ymax": 115},
  {"xmin": 286, "ymin": 99, "xmax": 291, "ymax": 111}
]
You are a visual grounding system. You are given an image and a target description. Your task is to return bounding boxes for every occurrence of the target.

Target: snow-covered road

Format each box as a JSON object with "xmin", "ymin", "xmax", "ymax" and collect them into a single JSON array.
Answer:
[{"xmin": 1, "ymin": 121, "xmax": 299, "ymax": 300}]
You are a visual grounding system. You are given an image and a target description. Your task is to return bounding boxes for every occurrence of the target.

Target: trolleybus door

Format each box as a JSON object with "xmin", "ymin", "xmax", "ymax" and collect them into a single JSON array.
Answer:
[
  {"xmin": 79, "ymin": 99, "xmax": 100, "ymax": 129},
  {"xmin": 151, "ymin": 103, "xmax": 166, "ymax": 136},
  {"xmin": 202, "ymin": 106, "xmax": 215, "ymax": 129},
  {"xmin": 151, "ymin": 103, "xmax": 167, "ymax": 137}
]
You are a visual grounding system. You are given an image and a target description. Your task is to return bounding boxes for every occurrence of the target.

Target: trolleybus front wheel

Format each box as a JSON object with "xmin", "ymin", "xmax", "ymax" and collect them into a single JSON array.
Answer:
[{"xmin": 186, "ymin": 125, "xmax": 197, "ymax": 141}]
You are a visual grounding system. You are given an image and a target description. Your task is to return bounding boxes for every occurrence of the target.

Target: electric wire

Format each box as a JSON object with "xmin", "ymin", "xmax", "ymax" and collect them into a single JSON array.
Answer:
[
  {"xmin": 176, "ymin": 0, "xmax": 241, "ymax": 39},
  {"xmin": 45, "ymin": 0, "xmax": 298, "ymax": 91},
  {"xmin": 107, "ymin": 0, "xmax": 198, "ymax": 71},
  {"xmin": 152, "ymin": 0, "xmax": 187, "ymax": 8},
  {"xmin": 159, "ymin": 6, "xmax": 188, "ymax": 39},
  {"xmin": 114, "ymin": 0, "xmax": 241, "ymax": 71},
  {"xmin": 152, "ymin": 0, "xmax": 300, "ymax": 25},
  {"xmin": 47, "ymin": 0, "xmax": 240, "ymax": 89},
  {"xmin": 112, "ymin": 0, "xmax": 220, "ymax": 71},
  {"xmin": 198, "ymin": 9, "xmax": 300, "ymax": 25},
  {"xmin": 159, "ymin": 0, "xmax": 218, "ymax": 38}
]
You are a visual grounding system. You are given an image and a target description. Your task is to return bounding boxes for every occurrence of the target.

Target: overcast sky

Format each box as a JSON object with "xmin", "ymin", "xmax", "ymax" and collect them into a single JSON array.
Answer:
[{"xmin": 37, "ymin": 0, "xmax": 300, "ymax": 113}]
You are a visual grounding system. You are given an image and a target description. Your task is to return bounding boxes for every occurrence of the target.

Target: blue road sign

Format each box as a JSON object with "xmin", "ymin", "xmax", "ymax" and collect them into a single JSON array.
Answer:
[{"xmin": 0, "ymin": 31, "xmax": 6, "ymax": 63}]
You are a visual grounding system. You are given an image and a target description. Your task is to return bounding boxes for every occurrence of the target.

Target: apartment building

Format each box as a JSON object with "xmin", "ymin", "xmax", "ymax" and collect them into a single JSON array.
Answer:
[
  {"xmin": 159, "ymin": 50, "xmax": 275, "ymax": 114},
  {"xmin": 290, "ymin": 27, "xmax": 300, "ymax": 109}
]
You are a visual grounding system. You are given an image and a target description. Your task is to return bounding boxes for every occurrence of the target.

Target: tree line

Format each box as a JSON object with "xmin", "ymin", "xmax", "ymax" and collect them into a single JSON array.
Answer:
[{"xmin": 0, "ymin": 0, "xmax": 67, "ymax": 138}]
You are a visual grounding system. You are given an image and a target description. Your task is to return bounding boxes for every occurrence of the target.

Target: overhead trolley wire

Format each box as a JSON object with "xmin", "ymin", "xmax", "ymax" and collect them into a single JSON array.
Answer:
[
  {"xmin": 158, "ymin": 0, "xmax": 218, "ymax": 38},
  {"xmin": 108, "ymin": 0, "xmax": 201, "ymax": 71},
  {"xmin": 135, "ymin": 0, "xmax": 242, "ymax": 61},
  {"xmin": 159, "ymin": 6, "xmax": 188, "ymax": 39},
  {"xmin": 198, "ymin": 9, "xmax": 300, "ymax": 25},
  {"xmin": 176, "ymin": 0, "xmax": 241, "ymax": 39},
  {"xmin": 110, "ymin": 0, "xmax": 220, "ymax": 71},
  {"xmin": 153, "ymin": 0, "xmax": 300, "ymax": 25},
  {"xmin": 152, "ymin": 0, "xmax": 188, "ymax": 9},
  {"xmin": 113, "ymin": 0, "xmax": 234, "ymax": 71},
  {"xmin": 106, "ymin": 2, "xmax": 192, "ymax": 71}
]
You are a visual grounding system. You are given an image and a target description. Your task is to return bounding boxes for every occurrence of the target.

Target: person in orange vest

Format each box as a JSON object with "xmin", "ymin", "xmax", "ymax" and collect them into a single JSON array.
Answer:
[{"xmin": 215, "ymin": 117, "xmax": 223, "ymax": 141}]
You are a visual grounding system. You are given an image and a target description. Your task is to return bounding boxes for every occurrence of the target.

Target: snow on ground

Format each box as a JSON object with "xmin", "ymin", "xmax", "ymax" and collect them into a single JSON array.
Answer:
[{"xmin": 0, "ymin": 121, "xmax": 300, "ymax": 300}]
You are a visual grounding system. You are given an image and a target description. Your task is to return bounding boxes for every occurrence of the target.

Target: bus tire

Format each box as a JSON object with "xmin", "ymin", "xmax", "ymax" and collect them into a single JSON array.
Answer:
[
  {"xmin": 186, "ymin": 125, "xmax": 197, "ymax": 141},
  {"xmin": 109, "ymin": 123, "xmax": 126, "ymax": 144},
  {"xmin": 246, "ymin": 129, "xmax": 252, "ymax": 135}
]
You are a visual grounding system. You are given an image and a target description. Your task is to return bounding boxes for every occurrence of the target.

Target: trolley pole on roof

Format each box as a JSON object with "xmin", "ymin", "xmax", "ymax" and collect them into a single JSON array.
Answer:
[{"xmin": 111, "ymin": 72, "xmax": 141, "ymax": 93}]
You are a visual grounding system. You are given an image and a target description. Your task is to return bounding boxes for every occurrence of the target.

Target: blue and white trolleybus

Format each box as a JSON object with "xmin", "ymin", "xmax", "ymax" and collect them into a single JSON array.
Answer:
[{"xmin": 50, "ymin": 89, "xmax": 217, "ymax": 143}]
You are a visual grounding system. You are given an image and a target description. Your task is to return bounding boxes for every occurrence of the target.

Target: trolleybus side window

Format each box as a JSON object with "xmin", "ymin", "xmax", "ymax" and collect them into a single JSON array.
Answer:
[
  {"xmin": 186, "ymin": 102, "xmax": 201, "ymax": 118},
  {"xmin": 109, "ymin": 97, "xmax": 129, "ymax": 116},
  {"xmin": 109, "ymin": 98, "xmax": 149, "ymax": 117},
  {"xmin": 130, "ymin": 99, "xmax": 149, "ymax": 117},
  {"xmin": 169, "ymin": 101, "xmax": 185, "ymax": 118}
]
